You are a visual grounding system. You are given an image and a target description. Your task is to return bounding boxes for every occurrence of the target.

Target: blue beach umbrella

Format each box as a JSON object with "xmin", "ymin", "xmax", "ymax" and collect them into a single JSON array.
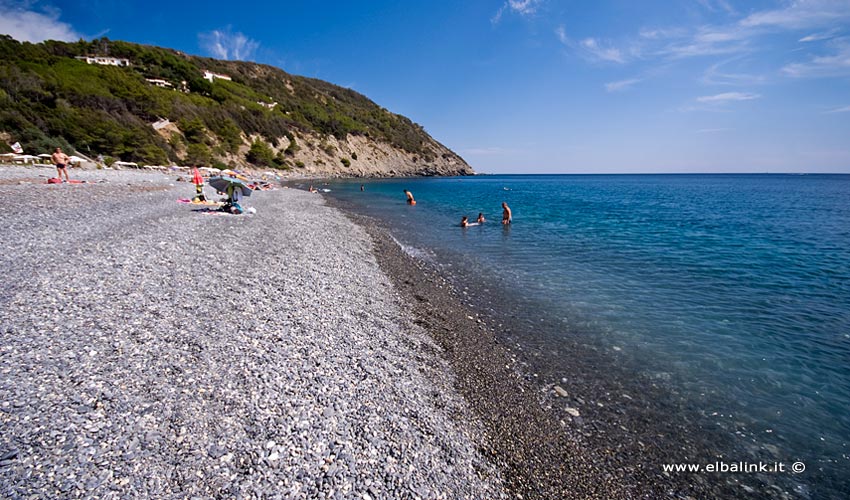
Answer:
[{"xmin": 208, "ymin": 175, "xmax": 253, "ymax": 197}]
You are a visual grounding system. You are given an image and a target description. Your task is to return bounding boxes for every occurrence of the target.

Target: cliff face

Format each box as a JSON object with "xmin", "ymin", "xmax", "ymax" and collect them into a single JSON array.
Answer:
[
  {"xmin": 0, "ymin": 36, "xmax": 474, "ymax": 177},
  {"xmin": 241, "ymin": 131, "xmax": 473, "ymax": 178}
]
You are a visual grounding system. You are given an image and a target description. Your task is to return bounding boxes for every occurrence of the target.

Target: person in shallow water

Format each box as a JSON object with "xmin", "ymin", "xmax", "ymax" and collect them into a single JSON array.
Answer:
[
  {"xmin": 501, "ymin": 202, "xmax": 512, "ymax": 224},
  {"xmin": 460, "ymin": 216, "xmax": 469, "ymax": 227},
  {"xmin": 404, "ymin": 189, "xmax": 416, "ymax": 205},
  {"xmin": 477, "ymin": 213, "xmax": 486, "ymax": 223}
]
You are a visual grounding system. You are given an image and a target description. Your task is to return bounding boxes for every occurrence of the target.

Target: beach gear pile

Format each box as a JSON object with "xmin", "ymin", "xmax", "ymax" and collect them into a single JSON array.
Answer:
[{"xmin": 179, "ymin": 168, "xmax": 272, "ymax": 215}]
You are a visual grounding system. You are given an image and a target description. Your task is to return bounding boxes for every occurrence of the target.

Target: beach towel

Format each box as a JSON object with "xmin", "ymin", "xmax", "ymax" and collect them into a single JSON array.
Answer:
[{"xmin": 177, "ymin": 199, "xmax": 222, "ymax": 206}]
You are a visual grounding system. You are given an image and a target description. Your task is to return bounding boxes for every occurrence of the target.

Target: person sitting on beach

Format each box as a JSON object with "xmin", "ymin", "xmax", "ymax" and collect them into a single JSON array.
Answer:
[
  {"xmin": 221, "ymin": 184, "xmax": 244, "ymax": 214},
  {"xmin": 502, "ymin": 202, "xmax": 512, "ymax": 225},
  {"xmin": 51, "ymin": 147, "xmax": 71, "ymax": 183},
  {"xmin": 404, "ymin": 189, "xmax": 416, "ymax": 205},
  {"xmin": 460, "ymin": 216, "xmax": 469, "ymax": 227},
  {"xmin": 477, "ymin": 213, "xmax": 485, "ymax": 223},
  {"xmin": 193, "ymin": 184, "xmax": 206, "ymax": 202}
]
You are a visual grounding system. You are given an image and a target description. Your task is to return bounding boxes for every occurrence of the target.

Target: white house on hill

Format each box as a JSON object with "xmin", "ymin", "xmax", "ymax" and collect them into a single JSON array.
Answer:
[
  {"xmin": 203, "ymin": 70, "xmax": 232, "ymax": 82},
  {"xmin": 76, "ymin": 56, "xmax": 131, "ymax": 67},
  {"xmin": 146, "ymin": 78, "xmax": 173, "ymax": 88}
]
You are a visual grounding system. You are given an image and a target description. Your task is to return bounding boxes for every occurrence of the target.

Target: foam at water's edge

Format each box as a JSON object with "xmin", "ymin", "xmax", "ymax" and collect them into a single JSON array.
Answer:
[{"xmin": 388, "ymin": 234, "xmax": 435, "ymax": 263}]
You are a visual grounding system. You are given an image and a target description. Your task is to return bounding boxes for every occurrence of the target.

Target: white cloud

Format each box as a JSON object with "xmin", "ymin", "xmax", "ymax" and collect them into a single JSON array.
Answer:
[
  {"xmin": 799, "ymin": 28, "xmax": 841, "ymax": 42},
  {"xmin": 605, "ymin": 78, "xmax": 640, "ymax": 92},
  {"xmin": 555, "ymin": 27, "xmax": 626, "ymax": 63},
  {"xmin": 696, "ymin": 92, "xmax": 761, "ymax": 103},
  {"xmin": 0, "ymin": 1, "xmax": 81, "ymax": 42},
  {"xmin": 702, "ymin": 59, "xmax": 767, "ymax": 85},
  {"xmin": 740, "ymin": 0, "xmax": 850, "ymax": 31},
  {"xmin": 629, "ymin": 1, "xmax": 850, "ymax": 66},
  {"xmin": 697, "ymin": 0, "xmax": 737, "ymax": 15},
  {"xmin": 509, "ymin": 0, "xmax": 542, "ymax": 15},
  {"xmin": 655, "ymin": 24, "xmax": 755, "ymax": 59},
  {"xmin": 825, "ymin": 105, "xmax": 850, "ymax": 112},
  {"xmin": 639, "ymin": 27, "xmax": 686, "ymax": 40},
  {"xmin": 782, "ymin": 39, "xmax": 850, "ymax": 77},
  {"xmin": 555, "ymin": 25, "xmax": 568, "ymax": 45},
  {"xmin": 580, "ymin": 37, "xmax": 625, "ymax": 63},
  {"xmin": 492, "ymin": 0, "xmax": 543, "ymax": 24},
  {"xmin": 198, "ymin": 27, "xmax": 259, "ymax": 61}
]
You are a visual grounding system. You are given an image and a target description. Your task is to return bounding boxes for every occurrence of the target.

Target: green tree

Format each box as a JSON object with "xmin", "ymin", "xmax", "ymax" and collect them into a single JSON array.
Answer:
[
  {"xmin": 246, "ymin": 139, "xmax": 274, "ymax": 166},
  {"xmin": 211, "ymin": 118, "xmax": 242, "ymax": 153},
  {"xmin": 284, "ymin": 135, "xmax": 299, "ymax": 156},
  {"xmin": 186, "ymin": 142, "xmax": 211, "ymax": 166},
  {"xmin": 187, "ymin": 77, "xmax": 212, "ymax": 95},
  {"xmin": 179, "ymin": 118, "xmax": 208, "ymax": 145}
]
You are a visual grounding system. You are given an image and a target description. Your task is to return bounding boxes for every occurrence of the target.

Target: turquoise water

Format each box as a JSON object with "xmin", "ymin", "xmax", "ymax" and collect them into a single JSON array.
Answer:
[{"xmin": 323, "ymin": 174, "xmax": 850, "ymax": 497}]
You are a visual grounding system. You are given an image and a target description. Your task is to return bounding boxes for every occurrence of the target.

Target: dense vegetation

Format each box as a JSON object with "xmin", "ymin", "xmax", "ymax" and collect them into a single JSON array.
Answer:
[{"xmin": 0, "ymin": 36, "xmax": 436, "ymax": 166}]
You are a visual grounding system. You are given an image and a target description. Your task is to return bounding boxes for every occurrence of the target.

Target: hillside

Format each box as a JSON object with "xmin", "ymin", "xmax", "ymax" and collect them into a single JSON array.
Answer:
[{"xmin": 0, "ymin": 36, "xmax": 473, "ymax": 177}]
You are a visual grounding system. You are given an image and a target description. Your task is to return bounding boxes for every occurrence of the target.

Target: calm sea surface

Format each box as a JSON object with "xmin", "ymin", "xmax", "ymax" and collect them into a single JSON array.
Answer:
[{"xmin": 321, "ymin": 174, "xmax": 850, "ymax": 497}]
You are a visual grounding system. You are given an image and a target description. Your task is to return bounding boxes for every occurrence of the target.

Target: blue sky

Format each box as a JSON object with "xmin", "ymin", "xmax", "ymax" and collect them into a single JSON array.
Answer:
[{"xmin": 2, "ymin": 0, "xmax": 850, "ymax": 173}]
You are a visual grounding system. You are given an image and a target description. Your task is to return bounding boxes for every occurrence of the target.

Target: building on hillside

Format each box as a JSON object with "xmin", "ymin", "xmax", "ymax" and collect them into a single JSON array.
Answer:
[
  {"xmin": 146, "ymin": 78, "xmax": 173, "ymax": 89},
  {"xmin": 76, "ymin": 56, "xmax": 131, "ymax": 67},
  {"xmin": 203, "ymin": 70, "xmax": 232, "ymax": 82},
  {"xmin": 151, "ymin": 118, "xmax": 172, "ymax": 131}
]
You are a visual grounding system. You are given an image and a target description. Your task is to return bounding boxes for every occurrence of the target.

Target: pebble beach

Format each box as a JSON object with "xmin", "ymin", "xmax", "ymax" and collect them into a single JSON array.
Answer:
[{"xmin": 0, "ymin": 166, "xmax": 505, "ymax": 499}]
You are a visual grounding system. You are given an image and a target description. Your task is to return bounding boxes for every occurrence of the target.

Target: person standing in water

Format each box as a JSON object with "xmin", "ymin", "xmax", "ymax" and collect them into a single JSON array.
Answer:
[
  {"xmin": 404, "ymin": 189, "xmax": 416, "ymax": 205},
  {"xmin": 501, "ymin": 202, "xmax": 512, "ymax": 224}
]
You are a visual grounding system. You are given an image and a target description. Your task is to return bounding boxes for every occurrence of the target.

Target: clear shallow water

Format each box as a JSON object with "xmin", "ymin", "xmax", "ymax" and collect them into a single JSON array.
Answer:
[{"xmin": 323, "ymin": 174, "xmax": 850, "ymax": 497}]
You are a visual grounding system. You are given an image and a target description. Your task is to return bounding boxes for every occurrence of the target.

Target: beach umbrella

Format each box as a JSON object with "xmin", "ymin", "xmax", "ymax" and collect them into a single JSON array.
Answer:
[
  {"xmin": 208, "ymin": 175, "xmax": 252, "ymax": 197},
  {"xmin": 192, "ymin": 167, "xmax": 204, "ymax": 186}
]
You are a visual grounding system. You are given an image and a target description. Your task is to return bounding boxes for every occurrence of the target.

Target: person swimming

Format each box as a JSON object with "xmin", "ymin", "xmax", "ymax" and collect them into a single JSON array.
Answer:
[
  {"xmin": 404, "ymin": 189, "xmax": 416, "ymax": 205},
  {"xmin": 477, "ymin": 213, "xmax": 485, "ymax": 223},
  {"xmin": 460, "ymin": 216, "xmax": 469, "ymax": 227}
]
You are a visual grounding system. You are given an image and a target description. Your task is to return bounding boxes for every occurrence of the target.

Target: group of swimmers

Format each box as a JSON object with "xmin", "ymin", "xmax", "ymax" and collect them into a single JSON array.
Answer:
[
  {"xmin": 401, "ymin": 189, "xmax": 511, "ymax": 227},
  {"xmin": 461, "ymin": 202, "xmax": 511, "ymax": 227}
]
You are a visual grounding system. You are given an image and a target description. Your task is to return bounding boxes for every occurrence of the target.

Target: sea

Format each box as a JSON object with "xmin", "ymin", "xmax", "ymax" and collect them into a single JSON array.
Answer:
[{"xmin": 317, "ymin": 174, "xmax": 850, "ymax": 498}]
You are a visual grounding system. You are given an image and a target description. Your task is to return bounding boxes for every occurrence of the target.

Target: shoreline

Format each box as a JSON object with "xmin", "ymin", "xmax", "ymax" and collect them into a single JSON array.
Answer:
[{"xmin": 326, "ymin": 194, "xmax": 799, "ymax": 499}]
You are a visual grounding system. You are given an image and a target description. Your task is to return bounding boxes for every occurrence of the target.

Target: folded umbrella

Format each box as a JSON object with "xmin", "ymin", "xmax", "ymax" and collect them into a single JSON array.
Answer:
[{"xmin": 192, "ymin": 167, "xmax": 204, "ymax": 186}]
